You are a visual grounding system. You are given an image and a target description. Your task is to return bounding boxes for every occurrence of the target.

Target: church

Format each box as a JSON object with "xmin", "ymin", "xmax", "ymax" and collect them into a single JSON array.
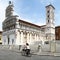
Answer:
[{"xmin": 2, "ymin": 1, "xmax": 55, "ymax": 46}]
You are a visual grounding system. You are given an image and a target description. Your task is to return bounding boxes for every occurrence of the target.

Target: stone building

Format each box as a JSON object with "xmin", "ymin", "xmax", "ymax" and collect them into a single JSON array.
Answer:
[
  {"xmin": 0, "ymin": 31, "xmax": 2, "ymax": 44},
  {"xmin": 55, "ymin": 26, "xmax": 60, "ymax": 40},
  {"xmin": 2, "ymin": 1, "xmax": 55, "ymax": 46}
]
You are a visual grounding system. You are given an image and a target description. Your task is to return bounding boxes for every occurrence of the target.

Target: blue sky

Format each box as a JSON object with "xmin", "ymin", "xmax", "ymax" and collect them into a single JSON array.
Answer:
[{"xmin": 0, "ymin": 0, "xmax": 60, "ymax": 31}]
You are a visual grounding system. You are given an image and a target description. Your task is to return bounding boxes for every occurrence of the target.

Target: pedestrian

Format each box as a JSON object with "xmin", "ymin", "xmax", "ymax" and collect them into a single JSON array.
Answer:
[{"xmin": 38, "ymin": 44, "xmax": 41, "ymax": 52}]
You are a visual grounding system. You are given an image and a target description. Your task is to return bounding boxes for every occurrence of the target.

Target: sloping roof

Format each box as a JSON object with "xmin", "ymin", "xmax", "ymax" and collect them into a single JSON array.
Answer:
[
  {"xmin": 19, "ymin": 19, "xmax": 41, "ymax": 28},
  {"xmin": 55, "ymin": 26, "xmax": 60, "ymax": 28},
  {"xmin": 46, "ymin": 4, "xmax": 55, "ymax": 9},
  {"xmin": 40, "ymin": 25, "xmax": 46, "ymax": 27}
]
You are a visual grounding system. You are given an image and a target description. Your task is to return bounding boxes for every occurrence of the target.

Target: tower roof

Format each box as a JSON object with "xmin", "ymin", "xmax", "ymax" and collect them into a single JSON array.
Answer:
[{"xmin": 46, "ymin": 4, "xmax": 55, "ymax": 9}]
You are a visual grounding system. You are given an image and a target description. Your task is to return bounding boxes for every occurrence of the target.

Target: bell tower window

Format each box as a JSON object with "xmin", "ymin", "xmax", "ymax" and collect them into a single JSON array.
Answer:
[
  {"xmin": 48, "ymin": 15, "xmax": 49, "ymax": 18},
  {"xmin": 48, "ymin": 20, "xmax": 49, "ymax": 23},
  {"xmin": 47, "ymin": 11, "xmax": 49, "ymax": 13}
]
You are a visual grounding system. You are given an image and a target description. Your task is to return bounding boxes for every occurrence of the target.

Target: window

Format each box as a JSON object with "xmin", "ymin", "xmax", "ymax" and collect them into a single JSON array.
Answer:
[
  {"xmin": 48, "ymin": 20, "xmax": 49, "ymax": 23},
  {"xmin": 48, "ymin": 15, "xmax": 49, "ymax": 18},
  {"xmin": 47, "ymin": 11, "xmax": 49, "ymax": 13}
]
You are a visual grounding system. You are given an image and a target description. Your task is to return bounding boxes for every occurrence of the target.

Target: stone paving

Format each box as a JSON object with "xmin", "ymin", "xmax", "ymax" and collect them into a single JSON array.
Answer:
[{"xmin": 1, "ymin": 40, "xmax": 60, "ymax": 57}]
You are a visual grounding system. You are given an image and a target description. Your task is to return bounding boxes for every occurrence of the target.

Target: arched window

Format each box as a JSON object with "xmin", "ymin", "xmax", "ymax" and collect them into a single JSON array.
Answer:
[
  {"xmin": 48, "ymin": 20, "xmax": 49, "ymax": 23},
  {"xmin": 47, "ymin": 11, "xmax": 49, "ymax": 13}
]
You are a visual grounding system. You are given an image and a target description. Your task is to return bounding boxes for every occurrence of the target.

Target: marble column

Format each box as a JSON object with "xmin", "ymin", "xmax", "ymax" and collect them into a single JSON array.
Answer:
[
  {"xmin": 35, "ymin": 34, "xmax": 37, "ymax": 41},
  {"xmin": 27, "ymin": 32, "xmax": 30, "ymax": 43},
  {"xmin": 16, "ymin": 30, "xmax": 20, "ymax": 45},
  {"xmin": 30, "ymin": 33, "xmax": 32, "ymax": 44},
  {"xmin": 21, "ymin": 31, "xmax": 24, "ymax": 45},
  {"xmin": 36, "ymin": 34, "xmax": 39, "ymax": 41}
]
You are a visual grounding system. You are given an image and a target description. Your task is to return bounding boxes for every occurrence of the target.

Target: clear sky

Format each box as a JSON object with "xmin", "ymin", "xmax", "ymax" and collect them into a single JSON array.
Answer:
[{"xmin": 0, "ymin": 0, "xmax": 60, "ymax": 31}]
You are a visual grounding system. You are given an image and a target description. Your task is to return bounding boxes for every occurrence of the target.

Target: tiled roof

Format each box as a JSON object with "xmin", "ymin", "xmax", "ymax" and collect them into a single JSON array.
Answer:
[
  {"xmin": 19, "ymin": 19, "xmax": 41, "ymax": 28},
  {"xmin": 46, "ymin": 4, "xmax": 55, "ymax": 9}
]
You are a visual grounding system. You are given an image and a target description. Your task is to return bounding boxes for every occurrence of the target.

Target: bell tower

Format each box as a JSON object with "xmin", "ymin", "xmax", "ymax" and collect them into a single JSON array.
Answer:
[{"xmin": 45, "ymin": 4, "xmax": 55, "ymax": 41}]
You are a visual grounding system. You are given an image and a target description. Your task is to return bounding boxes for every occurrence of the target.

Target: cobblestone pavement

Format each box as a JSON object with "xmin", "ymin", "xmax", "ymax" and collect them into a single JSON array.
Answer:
[
  {"xmin": 0, "ymin": 45, "xmax": 60, "ymax": 60},
  {"xmin": 0, "ymin": 48, "xmax": 60, "ymax": 60}
]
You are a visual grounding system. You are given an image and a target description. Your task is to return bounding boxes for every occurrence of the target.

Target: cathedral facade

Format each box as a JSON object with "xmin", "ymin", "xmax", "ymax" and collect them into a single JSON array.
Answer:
[{"xmin": 2, "ymin": 1, "xmax": 55, "ymax": 45}]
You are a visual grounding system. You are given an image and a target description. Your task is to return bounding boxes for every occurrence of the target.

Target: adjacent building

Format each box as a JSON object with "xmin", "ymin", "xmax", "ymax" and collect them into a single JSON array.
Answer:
[
  {"xmin": 55, "ymin": 26, "xmax": 60, "ymax": 40},
  {"xmin": 0, "ymin": 31, "xmax": 2, "ymax": 44},
  {"xmin": 2, "ymin": 1, "xmax": 55, "ymax": 46}
]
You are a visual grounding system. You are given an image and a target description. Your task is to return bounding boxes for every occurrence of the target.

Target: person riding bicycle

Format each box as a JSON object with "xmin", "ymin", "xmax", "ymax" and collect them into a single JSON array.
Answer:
[{"xmin": 26, "ymin": 43, "xmax": 30, "ymax": 55}]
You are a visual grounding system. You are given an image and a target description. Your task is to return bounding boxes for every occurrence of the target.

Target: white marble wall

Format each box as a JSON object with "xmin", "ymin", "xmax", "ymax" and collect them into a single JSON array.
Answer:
[{"xmin": 2, "ymin": 29, "xmax": 16, "ymax": 45}]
